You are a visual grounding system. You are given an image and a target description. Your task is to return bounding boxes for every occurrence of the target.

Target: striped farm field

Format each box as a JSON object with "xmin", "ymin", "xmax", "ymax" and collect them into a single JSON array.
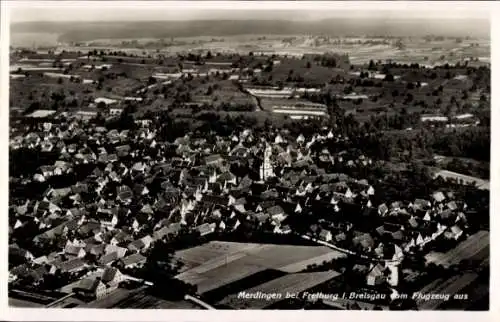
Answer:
[
  {"xmin": 175, "ymin": 241, "xmax": 264, "ymax": 272},
  {"xmin": 174, "ymin": 241, "xmax": 345, "ymax": 294},
  {"xmin": 425, "ymin": 230, "xmax": 489, "ymax": 268},
  {"xmin": 218, "ymin": 270, "xmax": 341, "ymax": 309}
]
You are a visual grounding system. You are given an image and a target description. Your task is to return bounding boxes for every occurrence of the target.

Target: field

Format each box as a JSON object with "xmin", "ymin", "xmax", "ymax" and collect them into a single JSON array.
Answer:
[
  {"xmin": 174, "ymin": 241, "xmax": 345, "ymax": 294},
  {"xmin": 417, "ymin": 273, "xmax": 480, "ymax": 310},
  {"xmin": 12, "ymin": 29, "xmax": 489, "ymax": 67},
  {"xmin": 175, "ymin": 241, "xmax": 264, "ymax": 272},
  {"xmin": 9, "ymin": 297, "xmax": 44, "ymax": 308},
  {"xmin": 83, "ymin": 287, "xmax": 199, "ymax": 309},
  {"xmin": 424, "ymin": 230, "xmax": 489, "ymax": 268},
  {"xmin": 218, "ymin": 270, "xmax": 341, "ymax": 309},
  {"xmin": 10, "ymin": 32, "xmax": 60, "ymax": 47}
]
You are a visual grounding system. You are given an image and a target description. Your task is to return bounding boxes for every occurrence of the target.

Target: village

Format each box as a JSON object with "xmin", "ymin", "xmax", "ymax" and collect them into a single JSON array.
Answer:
[{"xmin": 8, "ymin": 45, "xmax": 490, "ymax": 310}]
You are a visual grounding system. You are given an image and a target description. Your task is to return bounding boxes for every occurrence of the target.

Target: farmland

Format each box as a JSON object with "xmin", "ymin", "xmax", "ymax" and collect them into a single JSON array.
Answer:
[
  {"xmin": 175, "ymin": 241, "xmax": 264, "ymax": 272},
  {"xmin": 81, "ymin": 286, "xmax": 199, "ymax": 309},
  {"xmin": 174, "ymin": 241, "xmax": 345, "ymax": 294},
  {"xmin": 8, "ymin": 297, "xmax": 44, "ymax": 308},
  {"xmin": 424, "ymin": 230, "xmax": 489, "ymax": 268},
  {"xmin": 7, "ymin": 10, "xmax": 490, "ymax": 310},
  {"xmin": 416, "ymin": 273, "xmax": 480, "ymax": 310},
  {"xmin": 218, "ymin": 270, "xmax": 341, "ymax": 309}
]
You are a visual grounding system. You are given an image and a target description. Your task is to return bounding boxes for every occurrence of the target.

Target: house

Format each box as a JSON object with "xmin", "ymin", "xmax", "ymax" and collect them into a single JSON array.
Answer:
[
  {"xmin": 9, "ymin": 265, "xmax": 31, "ymax": 282},
  {"xmin": 104, "ymin": 244, "xmax": 128, "ymax": 258},
  {"xmin": 133, "ymin": 184, "xmax": 150, "ymax": 196},
  {"xmin": 335, "ymin": 232, "xmax": 347, "ymax": 242},
  {"xmin": 251, "ymin": 212, "xmax": 270, "ymax": 226},
  {"xmin": 378, "ymin": 203, "xmax": 389, "ymax": 216},
  {"xmin": 64, "ymin": 244, "xmax": 86, "ymax": 258},
  {"xmin": 34, "ymin": 173, "xmax": 46, "ymax": 182},
  {"xmin": 109, "ymin": 107, "xmax": 124, "ymax": 116},
  {"xmin": 98, "ymin": 251, "xmax": 119, "ymax": 266},
  {"xmin": 87, "ymin": 243, "xmax": 106, "ymax": 257},
  {"xmin": 101, "ymin": 267, "xmax": 126, "ymax": 287},
  {"xmin": 73, "ymin": 268, "xmax": 125, "ymax": 300},
  {"xmin": 366, "ymin": 263, "xmax": 386, "ymax": 286},
  {"xmin": 74, "ymin": 278, "xmax": 107, "ymax": 299},
  {"xmin": 432, "ymin": 191, "xmax": 446, "ymax": 203},
  {"xmin": 115, "ymin": 145, "xmax": 131, "ymax": 157},
  {"xmin": 41, "ymin": 141, "xmax": 54, "ymax": 152},
  {"xmin": 447, "ymin": 201, "xmax": 458, "ymax": 211},
  {"xmin": 34, "ymin": 199, "xmax": 61, "ymax": 216},
  {"xmin": 195, "ymin": 223, "xmax": 217, "ymax": 236},
  {"xmin": 153, "ymin": 223, "xmax": 182, "ymax": 240},
  {"xmin": 110, "ymin": 231, "xmax": 133, "ymax": 246},
  {"xmin": 413, "ymin": 199, "xmax": 431, "ymax": 212},
  {"xmin": 140, "ymin": 235, "xmax": 154, "ymax": 249},
  {"xmin": 267, "ymin": 205, "xmax": 287, "ymax": 222},
  {"xmin": 52, "ymin": 258, "xmax": 86, "ymax": 273},
  {"xmin": 120, "ymin": 253, "xmax": 147, "ymax": 269},
  {"xmin": 116, "ymin": 185, "xmax": 134, "ymax": 203},
  {"xmin": 39, "ymin": 165, "xmax": 55, "ymax": 178},
  {"xmin": 205, "ymin": 154, "xmax": 224, "ymax": 166},
  {"xmin": 353, "ymin": 233, "xmax": 375, "ymax": 251},
  {"xmin": 444, "ymin": 225, "xmax": 463, "ymax": 240},
  {"xmin": 140, "ymin": 204, "xmax": 155, "ymax": 215},
  {"xmin": 33, "ymin": 255, "xmax": 50, "ymax": 265},
  {"xmin": 127, "ymin": 239, "xmax": 146, "ymax": 253},
  {"xmin": 9, "ymin": 245, "xmax": 34, "ymax": 263},
  {"xmin": 319, "ymin": 229, "xmax": 333, "ymax": 242},
  {"xmin": 99, "ymin": 210, "xmax": 119, "ymax": 229},
  {"xmin": 276, "ymin": 224, "xmax": 291, "ymax": 234}
]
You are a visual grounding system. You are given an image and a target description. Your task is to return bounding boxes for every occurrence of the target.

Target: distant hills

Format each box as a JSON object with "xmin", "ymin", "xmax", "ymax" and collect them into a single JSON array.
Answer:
[{"xmin": 11, "ymin": 18, "xmax": 490, "ymax": 42}]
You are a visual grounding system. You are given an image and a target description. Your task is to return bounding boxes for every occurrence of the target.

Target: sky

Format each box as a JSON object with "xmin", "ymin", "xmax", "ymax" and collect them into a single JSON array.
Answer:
[{"xmin": 8, "ymin": 1, "xmax": 491, "ymax": 23}]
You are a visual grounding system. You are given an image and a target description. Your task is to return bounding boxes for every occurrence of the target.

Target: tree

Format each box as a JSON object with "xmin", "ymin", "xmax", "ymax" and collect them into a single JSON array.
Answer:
[
  {"xmin": 97, "ymin": 101, "xmax": 107, "ymax": 110},
  {"xmin": 368, "ymin": 59, "xmax": 376, "ymax": 71},
  {"xmin": 148, "ymin": 76, "xmax": 157, "ymax": 85}
]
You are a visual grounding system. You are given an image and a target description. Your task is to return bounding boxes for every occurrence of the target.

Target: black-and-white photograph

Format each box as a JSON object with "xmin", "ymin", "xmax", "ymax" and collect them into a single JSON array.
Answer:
[{"xmin": 3, "ymin": 0, "xmax": 492, "ymax": 314}]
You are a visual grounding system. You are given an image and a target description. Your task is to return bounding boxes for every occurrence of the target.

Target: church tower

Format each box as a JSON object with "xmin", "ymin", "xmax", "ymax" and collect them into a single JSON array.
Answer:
[{"xmin": 260, "ymin": 143, "xmax": 274, "ymax": 182}]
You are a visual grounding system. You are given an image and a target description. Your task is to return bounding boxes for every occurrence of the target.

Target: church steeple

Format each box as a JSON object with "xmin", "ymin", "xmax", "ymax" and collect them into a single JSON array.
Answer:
[{"xmin": 260, "ymin": 143, "xmax": 274, "ymax": 182}]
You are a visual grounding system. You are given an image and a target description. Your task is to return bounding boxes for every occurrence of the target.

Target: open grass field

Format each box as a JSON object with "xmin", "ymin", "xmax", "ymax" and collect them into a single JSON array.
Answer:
[
  {"xmin": 174, "ymin": 241, "xmax": 345, "ymax": 294},
  {"xmin": 424, "ymin": 230, "xmax": 489, "ymax": 268},
  {"xmin": 218, "ymin": 270, "xmax": 341, "ymax": 309}
]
